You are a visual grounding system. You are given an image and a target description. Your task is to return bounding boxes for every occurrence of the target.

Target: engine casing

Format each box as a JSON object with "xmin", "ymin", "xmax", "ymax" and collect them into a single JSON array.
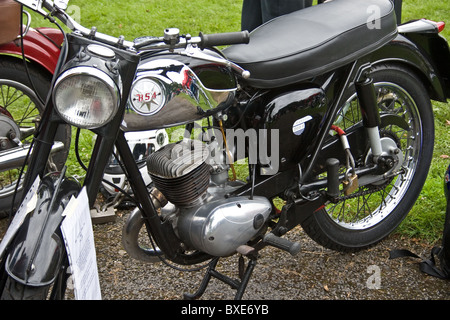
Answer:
[
  {"xmin": 147, "ymin": 139, "xmax": 272, "ymax": 257},
  {"xmin": 176, "ymin": 193, "xmax": 271, "ymax": 257}
]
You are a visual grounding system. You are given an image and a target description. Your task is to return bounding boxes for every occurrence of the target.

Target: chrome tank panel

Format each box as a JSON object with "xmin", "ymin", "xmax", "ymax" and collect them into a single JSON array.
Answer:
[{"xmin": 121, "ymin": 57, "xmax": 237, "ymax": 131}]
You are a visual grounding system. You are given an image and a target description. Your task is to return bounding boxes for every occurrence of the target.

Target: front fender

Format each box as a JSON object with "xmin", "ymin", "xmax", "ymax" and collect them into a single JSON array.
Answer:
[
  {"xmin": 0, "ymin": 27, "xmax": 62, "ymax": 74},
  {"xmin": 5, "ymin": 173, "xmax": 80, "ymax": 286}
]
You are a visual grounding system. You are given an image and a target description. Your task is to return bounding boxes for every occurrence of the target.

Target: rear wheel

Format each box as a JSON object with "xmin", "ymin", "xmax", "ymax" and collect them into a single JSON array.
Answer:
[{"xmin": 300, "ymin": 64, "xmax": 434, "ymax": 252}]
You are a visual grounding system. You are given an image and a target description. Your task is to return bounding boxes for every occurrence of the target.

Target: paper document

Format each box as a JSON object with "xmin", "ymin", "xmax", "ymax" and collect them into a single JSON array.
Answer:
[{"xmin": 61, "ymin": 187, "xmax": 101, "ymax": 300}]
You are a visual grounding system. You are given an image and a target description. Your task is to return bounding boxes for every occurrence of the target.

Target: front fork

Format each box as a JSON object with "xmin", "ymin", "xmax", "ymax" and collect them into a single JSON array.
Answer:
[
  {"xmin": 20, "ymin": 99, "xmax": 209, "ymax": 267},
  {"xmin": 22, "ymin": 101, "xmax": 120, "ymax": 209},
  {"xmin": 20, "ymin": 105, "xmax": 61, "ymax": 199},
  {"xmin": 2, "ymin": 93, "xmax": 121, "ymax": 288}
]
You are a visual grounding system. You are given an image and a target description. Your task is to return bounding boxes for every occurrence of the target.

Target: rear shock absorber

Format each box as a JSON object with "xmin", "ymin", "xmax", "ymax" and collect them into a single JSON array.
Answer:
[{"xmin": 355, "ymin": 75, "xmax": 383, "ymax": 163}]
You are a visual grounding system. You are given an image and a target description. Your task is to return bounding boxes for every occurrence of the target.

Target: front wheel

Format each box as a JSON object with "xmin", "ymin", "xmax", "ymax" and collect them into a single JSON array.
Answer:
[
  {"xmin": 300, "ymin": 64, "xmax": 435, "ymax": 252},
  {"xmin": 0, "ymin": 173, "xmax": 79, "ymax": 300},
  {"xmin": 1, "ymin": 277, "xmax": 53, "ymax": 300}
]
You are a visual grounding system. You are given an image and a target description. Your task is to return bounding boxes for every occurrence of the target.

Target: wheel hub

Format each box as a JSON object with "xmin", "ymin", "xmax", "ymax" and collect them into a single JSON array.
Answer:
[
  {"xmin": 0, "ymin": 110, "xmax": 21, "ymax": 151},
  {"xmin": 362, "ymin": 130, "xmax": 404, "ymax": 186}
]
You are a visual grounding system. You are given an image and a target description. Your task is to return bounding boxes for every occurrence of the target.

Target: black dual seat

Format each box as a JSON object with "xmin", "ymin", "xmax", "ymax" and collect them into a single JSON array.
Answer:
[{"xmin": 223, "ymin": 0, "xmax": 398, "ymax": 88}]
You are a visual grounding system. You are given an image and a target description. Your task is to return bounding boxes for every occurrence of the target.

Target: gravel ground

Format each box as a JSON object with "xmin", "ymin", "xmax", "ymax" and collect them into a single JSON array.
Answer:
[
  {"xmin": 1, "ymin": 208, "xmax": 449, "ymax": 302},
  {"xmin": 91, "ymin": 210, "xmax": 450, "ymax": 301}
]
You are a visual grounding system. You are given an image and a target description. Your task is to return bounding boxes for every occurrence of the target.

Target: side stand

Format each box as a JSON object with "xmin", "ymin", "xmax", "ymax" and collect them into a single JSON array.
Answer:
[{"xmin": 183, "ymin": 253, "xmax": 258, "ymax": 300}]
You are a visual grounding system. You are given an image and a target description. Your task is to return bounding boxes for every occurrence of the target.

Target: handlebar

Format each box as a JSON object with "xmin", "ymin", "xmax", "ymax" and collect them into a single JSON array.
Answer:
[
  {"xmin": 17, "ymin": 0, "xmax": 250, "ymax": 52},
  {"xmin": 13, "ymin": 0, "xmax": 251, "ymax": 77},
  {"xmin": 198, "ymin": 31, "xmax": 250, "ymax": 49},
  {"xmin": 134, "ymin": 29, "xmax": 250, "ymax": 51}
]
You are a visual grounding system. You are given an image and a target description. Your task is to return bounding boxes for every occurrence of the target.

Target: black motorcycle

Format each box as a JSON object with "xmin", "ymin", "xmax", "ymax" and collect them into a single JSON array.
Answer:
[{"xmin": 0, "ymin": 0, "xmax": 449, "ymax": 299}]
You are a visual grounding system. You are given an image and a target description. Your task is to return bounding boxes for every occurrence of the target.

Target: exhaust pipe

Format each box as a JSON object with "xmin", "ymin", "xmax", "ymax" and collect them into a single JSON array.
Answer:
[
  {"xmin": 0, "ymin": 141, "xmax": 65, "ymax": 172},
  {"xmin": 122, "ymin": 188, "xmax": 168, "ymax": 263}
]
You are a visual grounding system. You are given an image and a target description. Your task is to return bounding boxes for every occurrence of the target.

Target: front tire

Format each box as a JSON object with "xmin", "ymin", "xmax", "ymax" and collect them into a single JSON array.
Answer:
[
  {"xmin": 300, "ymin": 64, "xmax": 435, "ymax": 252},
  {"xmin": 0, "ymin": 173, "xmax": 79, "ymax": 300},
  {"xmin": 1, "ymin": 277, "xmax": 50, "ymax": 300}
]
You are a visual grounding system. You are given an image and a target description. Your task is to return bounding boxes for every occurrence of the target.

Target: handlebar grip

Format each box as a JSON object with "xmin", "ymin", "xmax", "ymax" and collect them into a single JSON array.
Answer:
[{"xmin": 199, "ymin": 31, "xmax": 250, "ymax": 49}]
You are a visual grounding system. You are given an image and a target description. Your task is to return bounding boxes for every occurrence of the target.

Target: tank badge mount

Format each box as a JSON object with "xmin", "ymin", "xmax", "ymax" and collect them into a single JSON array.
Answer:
[{"xmin": 292, "ymin": 115, "xmax": 312, "ymax": 136}]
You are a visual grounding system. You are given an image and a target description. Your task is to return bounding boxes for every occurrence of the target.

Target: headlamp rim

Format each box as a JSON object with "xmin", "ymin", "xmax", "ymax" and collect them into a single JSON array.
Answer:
[{"xmin": 53, "ymin": 65, "xmax": 121, "ymax": 129}]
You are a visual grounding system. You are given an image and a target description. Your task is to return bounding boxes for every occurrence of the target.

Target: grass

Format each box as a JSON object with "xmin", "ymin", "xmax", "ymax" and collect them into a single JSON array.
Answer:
[
  {"xmin": 26, "ymin": 0, "xmax": 450, "ymax": 244},
  {"xmin": 397, "ymin": 1, "xmax": 450, "ymax": 243}
]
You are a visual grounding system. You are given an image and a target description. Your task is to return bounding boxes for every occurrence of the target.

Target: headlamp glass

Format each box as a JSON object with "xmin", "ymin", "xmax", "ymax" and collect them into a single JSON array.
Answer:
[{"xmin": 53, "ymin": 66, "xmax": 120, "ymax": 129}]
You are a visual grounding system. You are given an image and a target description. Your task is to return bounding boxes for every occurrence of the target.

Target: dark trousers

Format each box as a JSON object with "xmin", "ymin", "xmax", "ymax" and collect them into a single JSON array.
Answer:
[{"xmin": 242, "ymin": 0, "xmax": 313, "ymax": 32}]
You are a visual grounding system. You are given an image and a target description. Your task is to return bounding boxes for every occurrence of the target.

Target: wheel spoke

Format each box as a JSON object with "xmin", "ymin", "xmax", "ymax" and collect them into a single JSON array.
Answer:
[
  {"xmin": 325, "ymin": 82, "xmax": 421, "ymax": 230},
  {"xmin": 0, "ymin": 80, "xmax": 42, "ymax": 199}
]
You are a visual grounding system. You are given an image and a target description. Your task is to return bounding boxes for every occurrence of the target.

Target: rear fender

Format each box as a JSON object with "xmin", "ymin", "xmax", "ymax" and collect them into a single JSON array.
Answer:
[
  {"xmin": 369, "ymin": 30, "xmax": 450, "ymax": 102},
  {"xmin": 5, "ymin": 173, "xmax": 80, "ymax": 286},
  {"xmin": 401, "ymin": 29, "xmax": 450, "ymax": 100},
  {"xmin": 0, "ymin": 27, "xmax": 62, "ymax": 74}
]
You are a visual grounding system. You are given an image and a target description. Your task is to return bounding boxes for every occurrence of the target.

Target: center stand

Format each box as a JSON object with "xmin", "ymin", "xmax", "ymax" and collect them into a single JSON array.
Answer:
[{"xmin": 183, "ymin": 246, "xmax": 258, "ymax": 300}]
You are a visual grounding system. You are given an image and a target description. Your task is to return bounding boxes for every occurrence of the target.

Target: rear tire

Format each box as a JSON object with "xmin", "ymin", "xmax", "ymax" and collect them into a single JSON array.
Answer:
[{"xmin": 300, "ymin": 64, "xmax": 435, "ymax": 252}]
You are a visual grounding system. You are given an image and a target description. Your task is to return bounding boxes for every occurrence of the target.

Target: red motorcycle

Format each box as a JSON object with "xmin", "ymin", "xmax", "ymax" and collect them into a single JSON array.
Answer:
[{"xmin": 0, "ymin": 4, "xmax": 70, "ymax": 217}]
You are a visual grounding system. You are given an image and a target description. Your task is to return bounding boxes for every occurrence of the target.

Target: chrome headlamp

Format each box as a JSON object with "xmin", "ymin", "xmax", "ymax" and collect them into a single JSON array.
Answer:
[{"xmin": 53, "ymin": 66, "xmax": 121, "ymax": 129}]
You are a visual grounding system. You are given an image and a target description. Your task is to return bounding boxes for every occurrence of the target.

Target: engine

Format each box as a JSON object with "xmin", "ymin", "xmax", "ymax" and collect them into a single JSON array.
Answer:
[{"xmin": 146, "ymin": 139, "xmax": 272, "ymax": 257}]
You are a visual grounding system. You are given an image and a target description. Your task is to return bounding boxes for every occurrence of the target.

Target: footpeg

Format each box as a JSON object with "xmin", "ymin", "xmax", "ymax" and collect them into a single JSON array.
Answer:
[
  {"xmin": 263, "ymin": 233, "xmax": 301, "ymax": 256},
  {"xmin": 326, "ymin": 158, "xmax": 340, "ymax": 199}
]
